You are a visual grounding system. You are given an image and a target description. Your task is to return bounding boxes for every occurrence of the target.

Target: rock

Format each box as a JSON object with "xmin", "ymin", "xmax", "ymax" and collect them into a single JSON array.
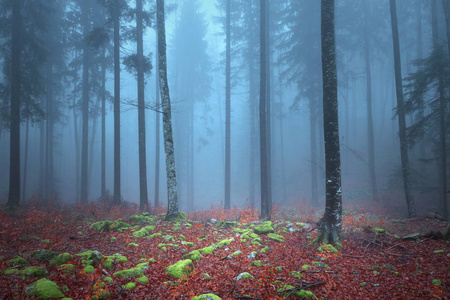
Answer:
[
  {"xmin": 31, "ymin": 250, "xmax": 58, "ymax": 262},
  {"xmin": 7, "ymin": 256, "xmax": 27, "ymax": 268},
  {"xmin": 267, "ymin": 233, "xmax": 285, "ymax": 242},
  {"xmin": 235, "ymin": 272, "xmax": 254, "ymax": 280},
  {"xmin": 192, "ymin": 294, "xmax": 221, "ymax": 300},
  {"xmin": 83, "ymin": 266, "xmax": 95, "ymax": 274},
  {"xmin": 113, "ymin": 268, "xmax": 144, "ymax": 278},
  {"xmin": 199, "ymin": 246, "xmax": 215, "ymax": 254},
  {"xmin": 25, "ymin": 278, "xmax": 64, "ymax": 300},
  {"xmin": 401, "ymin": 233, "xmax": 422, "ymax": 240},
  {"xmin": 218, "ymin": 221, "xmax": 239, "ymax": 228},
  {"xmin": 247, "ymin": 251, "xmax": 257, "ymax": 258},
  {"xmin": 209, "ymin": 219, "xmax": 217, "ymax": 224},
  {"xmin": 253, "ymin": 221, "xmax": 274, "ymax": 234},
  {"xmin": 137, "ymin": 275, "xmax": 148, "ymax": 284},
  {"xmin": 250, "ymin": 260, "xmax": 262, "ymax": 267},
  {"xmin": 50, "ymin": 253, "xmax": 72, "ymax": 265},
  {"xmin": 183, "ymin": 250, "xmax": 202, "ymax": 262},
  {"xmin": 166, "ymin": 259, "xmax": 194, "ymax": 279},
  {"xmin": 122, "ymin": 282, "xmax": 137, "ymax": 290},
  {"xmin": 260, "ymin": 246, "xmax": 269, "ymax": 253}
]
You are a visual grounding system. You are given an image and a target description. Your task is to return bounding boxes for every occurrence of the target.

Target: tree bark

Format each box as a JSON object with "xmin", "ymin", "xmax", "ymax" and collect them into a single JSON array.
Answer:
[
  {"xmin": 309, "ymin": 79, "xmax": 318, "ymax": 205},
  {"xmin": 389, "ymin": 0, "xmax": 416, "ymax": 218},
  {"xmin": 22, "ymin": 118, "xmax": 29, "ymax": 203},
  {"xmin": 137, "ymin": 0, "xmax": 148, "ymax": 211},
  {"xmin": 8, "ymin": 0, "xmax": 21, "ymax": 208},
  {"xmin": 224, "ymin": 0, "xmax": 231, "ymax": 210},
  {"xmin": 318, "ymin": 0, "xmax": 342, "ymax": 244},
  {"xmin": 157, "ymin": 0, "xmax": 179, "ymax": 220},
  {"xmin": 155, "ymin": 33, "xmax": 161, "ymax": 208},
  {"xmin": 101, "ymin": 48, "xmax": 106, "ymax": 198},
  {"xmin": 113, "ymin": 0, "xmax": 121, "ymax": 205},
  {"xmin": 260, "ymin": 0, "xmax": 269, "ymax": 219},
  {"xmin": 265, "ymin": 0, "xmax": 272, "ymax": 212},
  {"xmin": 46, "ymin": 63, "xmax": 54, "ymax": 203}
]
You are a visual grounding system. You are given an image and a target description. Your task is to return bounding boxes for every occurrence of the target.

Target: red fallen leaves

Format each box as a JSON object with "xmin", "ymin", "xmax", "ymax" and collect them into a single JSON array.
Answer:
[{"xmin": 0, "ymin": 202, "xmax": 449, "ymax": 299}]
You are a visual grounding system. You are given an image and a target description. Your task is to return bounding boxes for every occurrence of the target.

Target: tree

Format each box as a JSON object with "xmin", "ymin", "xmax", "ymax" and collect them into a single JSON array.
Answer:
[
  {"xmin": 260, "ymin": 0, "xmax": 270, "ymax": 219},
  {"xmin": 317, "ymin": 0, "xmax": 342, "ymax": 244},
  {"xmin": 224, "ymin": 0, "xmax": 231, "ymax": 210},
  {"xmin": 389, "ymin": 0, "xmax": 416, "ymax": 218},
  {"xmin": 157, "ymin": 0, "xmax": 178, "ymax": 220},
  {"xmin": 113, "ymin": 0, "xmax": 121, "ymax": 206}
]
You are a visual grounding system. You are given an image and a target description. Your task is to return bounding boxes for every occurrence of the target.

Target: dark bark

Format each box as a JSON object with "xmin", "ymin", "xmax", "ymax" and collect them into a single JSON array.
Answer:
[
  {"xmin": 389, "ymin": 0, "xmax": 416, "ymax": 218},
  {"xmin": 224, "ymin": 0, "xmax": 231, "ymax": 210},
  {"xmin": 309, "ymin": 80, "xmax": 318, "ymax": 205},
  {"xmin": 318, "ymin": 0, "xmax": 342, "ymax": 244},
  {"xmin": 101, "ymin": 48, "xmax": 106, "ymax": 198},
  {"xmin": 7, "ymin": 0, "xmax": 21, "ymax": 208},
  {"xmin": 443, "ymin": 0, "xmax": 450, "ymax": 56},
  {"xmin": 137, "ymin": 0, "xmax": 148, "ymax": 211},
  {"xmin": 73, "ymin": 82, "xmax": 80, "ymax": 201},
  {"xmin": 113, "ymin": 0, "xmax": 121, "ymax": 205},
  {"xmin": 155, "ymin": 34, "xmax": 161, "ymax": 208},
  {"xmin": 40, "ymin": 98, "xmax": 45, "ymax": 192},
  {"xmin": 260, "ymin": 0, "xmax": 269, "ymax": 219},
  {"xmin": 157, "ymin": 0, "xmax": 179, "ymax": 220},
  {"xmin": 46, "ymin": 64, "xmax": 54, "ymax": 203},
  {"xmin": 416, "ymin": 3, "xmax": 425, "ymax": 167},
  {"xmin": 22, "ymin": 119, "xmax": 29, "ymax": 203}
]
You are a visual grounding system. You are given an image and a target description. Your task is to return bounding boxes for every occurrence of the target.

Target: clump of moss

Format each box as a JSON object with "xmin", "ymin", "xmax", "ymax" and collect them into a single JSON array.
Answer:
[
  {"xmin": 128, "ymin": 213, "xmax": 154, "ymax": 224},
  {"xmin": 199, "ymin": 246, "xmax": 215, "ymax": 254},
  {"xmin": 267, "ymin": 233, "xmax": 285, "ymax": 242},
  {"xmin": 317, "ymin": 244, "xmax": 339, "ymax": 253},
  {"xmin": 7, "ymin": 256, "xmax": 27, "ymax": 268},
  {"xmin": 192, "ymin": 294, "xmax": 221, "ymax": 300},
  {"xmin": 183, "ymin": 250, "xmax": 202, "ymax": 262},
  {"xmin": 31, "ymin": 250, "xmax": 58, "ymax": 262},
  {"xmin": 260, "ymin": 246, "xmax": 269, "ymax": 253},
  {"xmin": 91, "ymin": 220, "xmax": 113, "ymax": 232},
  {"xmin": 166, "ymin": 259, "xmax": 194, "ymax": 279},
  {"xmin": 122, "ymin": 282, "xmax": 137, "ymax": 290},
  {"xmin": 25, "ymin": 278, "xmax": 65, "ymax": 299},
  {"xmin": 137, "ymin": 275, "xmax": 148, "ymax": 284},
  {"xmin": 50, "ymin": 253, "xmax": 72, "ymax": 265},
  {"xmin": 113, "ymin": 268, "xmax": 144, "ymax": 278},
  {"xmin": 254, "ymin": 221, "xmax": 274, "ymax": 234},
  {"xmin": 57, "ymin": 264, "xmax": 75, "ymax": 275},
  {"xmin": 250, "ymin": 260, "xmax": 262, "ymax": 267},
  {"xmin": 84, "ymin": 265, "xmax": 95, "ymax": 274}
]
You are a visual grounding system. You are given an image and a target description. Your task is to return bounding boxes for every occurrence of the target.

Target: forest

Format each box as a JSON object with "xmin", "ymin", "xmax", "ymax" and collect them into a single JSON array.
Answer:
[{"xmin": 0, "ymin": 0, "xmax": 449, "ymax": 299}]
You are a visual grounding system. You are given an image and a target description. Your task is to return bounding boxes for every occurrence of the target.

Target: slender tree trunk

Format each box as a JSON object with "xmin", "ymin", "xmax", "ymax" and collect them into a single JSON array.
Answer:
[
  {"xmin": 46, "ymin": 63, "xmax": 54, "ymax": 203},
  {"xmin": 309, "ymin": 80, "xmax": 318, "ymax": 205},
  {"xmin": 137, "ymin": 0, "xmax": 148, "ymax": 211},
  {"xmin": 80, "ymin": 0, "xmax": 90, "ymax": 203},
  {"xmin": 443, "ymin": 0, "xmax": 450, "ymax": 56},
  {"xmin": 260, "ymin": 0, "xmax": 269, "ymax": 219},
  {"xmin": 157, "ymin": 0, "xmax": 179, "ymax": 220},
  {"xmin": 364, "ymin": 5, "xmax": 378, "ymax": 200},
  {"xmin": 390, "ymin": 0, "xmax": 416, "ymax": 218},
  {"xmin": 249, "ymin": 0, "xmax": 256, "ymax": 208},
  {"xmin": 224, "ymin": 0, "xmax": 231, "ymax": 209},
  {"xmin": 7, "ymin": 0, "xmax": 21, "ymax": 208},
  {"xmin": 189, "ymin": 95, "xmax": 194, "ymax": 212},
  {"xmin": 22, "ymin": 118, "xmax": 29, "ymax": 203},
  {"xmin": 40, "ymin": 98, "xmax": 45, "ymax": 193},
  {"xmin": 113, "ymin": 0, "xmax": 121, "ymax": 205},
  {"xmin": 265, "ymin": 0, "xmax": 272, "ymax": 212},
  {"xmin": 318, "ymin": 0, "xmax": 342, "ymax": 245},
  {"xmin": 101, "ymin": 48, "xmax": 106, "ymax": 198},
  {"xmin": 416, "ymin": 2, "xmax": 425, "ymax": 168},
  {"xmin": 155, "ymin": 35, "xmax": 161, "ymax": 208},
  {"xmin": 73, "ymin": 83, "xmax": 80, "ymax": 201},
  {"xmin": 88, "ymin": 96, "xmax": 100, "ymax": 188}
]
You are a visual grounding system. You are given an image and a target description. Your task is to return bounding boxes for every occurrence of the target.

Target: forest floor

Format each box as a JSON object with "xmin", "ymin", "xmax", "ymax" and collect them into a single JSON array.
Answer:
[{"xmin": 0, "ymin": 200, "xmax": 449, "ymax": 299}]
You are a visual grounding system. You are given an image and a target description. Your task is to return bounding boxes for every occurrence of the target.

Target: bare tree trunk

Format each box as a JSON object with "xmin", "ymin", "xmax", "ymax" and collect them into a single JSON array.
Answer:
[
  {"xmin": 157, "ymin": 0, "xmax": 179, "ymax": 220},
  {"xmin": 88, "ymin": 96, "xmax": 100, "ymax": 190},
  {"xmin": 46, "ymin": 63, "xmax": 54, "ymax": 203},
  {"xmin": 265, "ymin": 0, "xmax": 272, "ymax": 212},
  {"xmin": 317, "ymin": 0, "xmax": 342, "ymax": 245},
  {"xmin": 416, "ymin": 2, "xmax": 425, "ymax": 170},
  {"xmin": 22, "ymin": 118, "xmax": 29, "ymax": 203},
  {"xmin": 113, "ymin": 0, "xmax": 121, "ymax": 205},
  {"xmin": 137, "ymin": 0, "xmax": 148, "ymax": 211},
  {"xmin": 224, "ymin": 0, "xmax": 231, "ymax": 210},
  {"xmin": 248, "ymin": 0, "xmax": 256, "ymax": 208},
  {"xmin": 309, "ymin": 80, "xmax": 318, "ymax": 205},
  {"xmin": 73, "ymin": 83, "xmax": 80, "ymax": 201},
  {"xmin": 7, "ymin": 0, "xmax": 21, "ymax": 208},
  {"xmin": 443, "ymin": 0, "xmax": 450, "ymax": 56},
  {"xmin": 259, "ymin": 0, "xmax": 269, "ymax": 219},
  {"xmin": 155, "ymin": 35, "xmax": 161, "ymax": 208},
  {"xmin": 101, "ymin": 48, "xmax": 106, "ymax": 198},
  {"xmin": 390, "ymin": 0, "xmax": 416, "ymax": 218},
  {"xmin": 40, "ymin": 97, "xmax": 45, "ymax": 193}
]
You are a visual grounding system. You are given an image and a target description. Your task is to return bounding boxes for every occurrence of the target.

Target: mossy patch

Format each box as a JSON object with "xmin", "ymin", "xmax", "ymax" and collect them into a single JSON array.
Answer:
[
  {"xmin": 166, "ymin": 259, "xmax": 194, "ymax": 279},
  {"xmin": 278, "ymin": 285, "xmax": 315, "ymax": 299},
  {"xmin": 218, "ymin": 221, "xmax": 239, "ymax": 228},
  {"xmin": 192, "ymin": 294, "xmax": 221, "ymax": 300},
  {"xmin": 7, "ymin": 256, "xmax": 27, "ymax": 268},
  {"xmin": 254, "ymin": 221, "xmax": 274, "ymax": 234},
  {"xmin": 25, "ymin": 278, "xmax": 64, "ymax": 300},
  {"xmin": 235, "ymin": 272, "xmax": 254, "ymax": 280},
  {"xmin": 104, "ymin": 277, "xmax": 113, "ymax": 283},
  {"xmin": 50, "ymin": 253, "xmax": 72, "ymax": 265},
  {"xmin": 122, "ymin": 282, "xmax": 137, "ymax": 290},
  {"xmin": 91, "ymin": 220, "xmax": 114, "ymax": 232},
  {"xmin": 129, "ymin": 213, "xmax": 154, "ymax": 224},
  {"xmin": 57, "ymin": 264, "xmax": 75, "ymax": 275},
  {"xmin": 128, "ymin": 243, "xmax": 139, "ymax": 247},
  {"xmin": 84, "ymin": 265, "xmax": 95, "ymax": 274},
  {"xmin": 250, "ymin": 260, "xmax": 262, "ymax": 267},
  {"xmin": 136, "ymin": 262, "xmax": 150, "ymax": 270},
  {"xmin": 113, "ymin": 268, "xmax": 144, "ymax": 278},
  {"xmin": 260, "ymin": 246, "xmax": 269, "ymax": 253},
  {"xmin": 216, "ymin": 238, "xmax": 233, "ymax": 248},
  {"xmin": 138, "ymin": 275, "xmax": 148, "ymax": 284},
  {"xmin": 181, "ymin": 241, "xmax": 194, "ymax": 247},
  {"xmin": 317, "ymin": 244, "xmax": 338, "ymax": 253},
  {"xmin": 199, "ymin": 246, "xmax": 215, "ymax": 254},
  {"xmin": 267, "ymin": 233, "xmax": 285, "ymax": 242},
  {"xmin": 183, "ymin": 250, "xmax": 202, "ymax": 262},
  {"xmin": 432, "ymin": 279, "xmax": 442, "ymax": 286},
  {"xmin": 76, "ymin": 250, "xmax": 104, "ymax": 265},
  {"xmin": 31, "ymin": 249, "xmax": 58, "ymax": 262},
  {"xmin": 4, "ymin": 268, "xmax": 20, "ymax": 275},
  {"xmin": 373, "ymin": 228, "xmax": 386, "ymax": 235}
]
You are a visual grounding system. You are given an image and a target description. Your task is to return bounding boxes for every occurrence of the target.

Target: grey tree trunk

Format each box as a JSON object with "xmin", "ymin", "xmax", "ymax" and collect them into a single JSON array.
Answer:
[
  {"xmin": 364, "ymin": 4, "xmax": 378, "ymax": 200},
  {"xmin": 22, "ymin": 118, "xmax": 29, "ymax": 203},
  {"xmin": 443, "ymin": 0, "xmax": 450, "ymax": 56},
  {"xmin": 157, "ymin": 0, "xmax": 179, "ymax": 220},
  {"xmin": 46, "ymin": 63, "xmax": 54, "ymax": 203},
  {"xmin": 7, "ymin": 0, "xmax": 21, "ymax": 208},
  {"xmin": 73, "ymin": 81, "xmax": 80, "ymax": 201},
  {"xmin": 248, "ymin": 0, "xmax": 256, "ymax": 208},
  {"xmin": 309, "ymin": 80, "xmax": 318, "ymax": 205},
  {"xmin": 137, "ymin": 0, "xmax": 148, "ymax": 211},
  {"xmin": 40, "ymin": 98, "xmax": 45, "ymax": 193},
  {"xmin": 155, "ymin": 34, "xmax": 161, "ymax": 208},
  {"xmin": 80, "ymin": 0, "xmax": 90, "ymax": 203},
  {"xmin": 318, "ymin": 0, "xmax": 342, "ymax": 245},
  {"xmin": 416, "ymin": 3, "xmax": 425, "ymax": 169},
  {"xmin": 389, "ymin": 0, "xmax": 416, "ymax": 218},
  {"xmin": 224, "ymin": 0, "xmax": 231, "ymax": 210},
  {"xmin": 88, "ymin": 96, "xmax": 100, "ymax": 188},
  {"xmin": 101, "ymin": 48, "xmax": 106, "ymax": 198},
  {"xmin": 260, "ymin": 0, "xmax": 270, "ymax": 219},
  {"xmin": 113, "ymin": 0, "xmax": 121, "ymax": 205},
  {"xmin": 265, "ymin": 0, "xmax": 272, "ymax": 212}
]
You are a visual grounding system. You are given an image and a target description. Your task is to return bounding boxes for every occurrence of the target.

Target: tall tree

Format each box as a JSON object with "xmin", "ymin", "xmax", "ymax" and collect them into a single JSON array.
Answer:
[
  {"xmin": 113, "ymin": 0, "xmax": 121, "ymax": 205},
  {"xmin": 260, "ymin": 0, "xmax": 270, "ymax": 219},
  {"xmin": 389, "ymin": 0, "xmax": 416, "ymax": 218},
  {"xmin": 224, "ymin": 0, "xmax": 231, "ymax": 210},
  {"xmin": 157, "ymin": 0, "xmax": 178, "ymax": 220},
  {"xmin": 317, "ymin": 0, "xmax": 342, "ymax": 244},
  {"xmin": 154, "ymin": 32, "xmax": 160, "ymax": 208},
  {"xmin": 7, "ymin": 0, "xmax": 21, "ymax": 208}
]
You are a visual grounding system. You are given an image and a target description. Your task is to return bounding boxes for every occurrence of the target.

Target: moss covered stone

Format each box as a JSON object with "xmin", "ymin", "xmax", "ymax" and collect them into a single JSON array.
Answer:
[
  {"xmin": 113, "ymin": 268, "xmax": 144, "ymax": 278},
  {"xmin": 7, "ymin": 256, "xmax": 27, "ymax": 268},
  {"xmin": 31, "ymin": 250, "xmax": 58, "ymax": 262},
  {"xmin": 216, "ymin": 238, "xmax": 233, "ymax": 248},
  {"xmin": 4, "ymin": 268, "xmax": 20, "ymax": 275},
  {"xmin": 128, "ymin": 243, "xmax": 139, "ymax": 247},
  {"xmin": 76, "ymin": 250, "xmax": 104, "ymax": 265},
  {"xmin": 19, "ymin": 266, "xmax": 48, "ymax": 278},
  {"xmin": 199, "ymin": 246, "xmax": 215, "ymax": 254},
  {"xmin": 84, "ymin": 265, "xmax": 95, "ymax": 274},
  {"xmin": 166, "ymin": 259, "xmax": 194, "ymax": 279},
  {"xmin": 218, "ymin": 221, "xmax": 239, "ymax": 228},
  {"xmin": 137, "ymin": 275, "xmax": 148, "ymax": 284},
  {"xmin": 373, "ymin": 228, "xmax": 386, "ymax": 235},
  {"xmin": 192, "ymin": 294, "xmax": 221, "ymax": 300},
  {"xmin": 183, "ymin": 250, "xmax": 202, "ymax": 262},
  {"xmin": 235, "ymin": 272, "xmax": 254, "ymax": 280},
  {"xmin": 250, "ymin": 260, "xmax": 262, "ymax": 267},
  {"xmin": 317, "ymin": 244, "xmax": 338, "ymax": 253},
  {"xmin": 91, "ymin": 220, "xmax": 113, "ymax": 231},
  {"xmin": 101, "ymin": 258, "xmax": 114, "ymax": 270},
  {"xmin": 57, "ymin": 264, "xmax": 75, "ymax": 275},
  {"xmin": 111, "ymin": 221, "xmax": 131, "ymax": 231},
  {"xmin": 181, "ymin": 241, "xmax": 194, "ymax": 247},
  {"xmin": 129, "ymin": 213, "xmax": 154, "ymax": 224},
  {"xmin": 104, "ymin": 277, "xmax": 113, "ymax": 283},
  {"xmin": 136, "ymin": 262, "xmax": 150, "ymax": 270},
  {"xmin": 50, "ymin": 253, "xmax": 72, "ymax": 265},
  {"xmin": 267, "ymin": 233, "xmax": 285, "ymax": 242},
  {"xmin": 260, "ymin": 246, "xmax": 269, "ymax": 253},
  {"xmin": 25, "ymin": 278, "xmax": 64, "ymax": 300},
  {"xmin": 149, "ymin": 232, "xmax": 162, "ymax": 239},
  {"xmin": 122, "ymin": 282, "xmax": 137, "ymax": 290},
  {"xmin": 254, "ymin": 221, "xmax": 274, "ymax": 234}
]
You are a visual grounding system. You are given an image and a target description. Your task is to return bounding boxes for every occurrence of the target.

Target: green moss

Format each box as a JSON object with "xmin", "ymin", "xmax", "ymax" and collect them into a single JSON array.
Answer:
[
  {"xmin": 20, "ymin": 266, "xmax": 48, "ymax": 278},
  {"xmin": 149, "ymin": 232, "xmax": 162, "ymax": 239},
  {"xmin": 301, "ymin": 264, "xmax": 310, "ymax": 270},
  {"xmin": 133, "ymin": 228, "xmax": 151, "ymax": 238},
  {"xmin": 432, "ymin": 279, "xmax": 442, "ymax": 286},
  {"xmin": 229, "ymin": 250, "xmax": 242, "ymax": 258},
  {"xmin": 181, "ymin": 241, "xmax": 194, "ymax": 247},
  {"xmin": 157, "ymin": 243, "xmax": 178, "ymax": 249},
  {"xmin": 233, "ymin": 228, "xmax": 251, "ymax": 234},
  {"xmin": 250, "ymin": 260, "xmax": 262, "ymax": 267},
  {"xmin": 111, "ymin": 221, "xmax": 131, "ymax": 230},
  {"xmin": 57, "ymin": 264, "xmax": 75, "ymax": 275},
  {"xmin": 199, "ymin": 246, "xmax": 215, "ymax": 254},
  {"xmin": 110, "ymin": 236, "xmax": 117, "ymax": 242},
  {"xmin": 216, "ymin": 238, "xmax": 233, "ymax": 248},
  {"xmin": 433, "ymin": 250, "xmax": 444, "ymax": 254},
  {"xmin": 4, "ymin": 268, "xmax": 20, "ymax": 275},
  {"xmin": 104, "ymin": 277, "xmax": 113, "ymax": 283},
  {"xmin": 202, "ymin": 273, "xmax": 211, "ymax": 280},
  {"xmin": 76, "ymin": 250, "xmax": 104, "ymax": 265},
  {"xmin": 183, "ymin": 250, "xmax": 202, "ymax": 262},
  {"xmin": 373, "ymin": 228, "xmax": 386, "ymax": 235},
  {"xmin": 137, "ymin": 275, "xmax": 148, "ymax": 284},
  {"xmin": 25, "ymin": 278, "xmax": 64, "ymax": 299},
  {"xmin": 289, "ymin": 271, "xmax": 303, "ymax": 278},
  {"xmin": 50, "ymin": 253, "xmax": 72, "ymax": 265},
  {"xmin": 84, "ymin": 265, "xmax": 95, "ymax": 274},
  {"xmin": 113, "ymin": 268, "xmax": 144, "ymax": 278},
  {"xmin": 267, "ymin": 233, "xmax": 285, "ymax": 242},
  {"xmin": 166, "ymin": 259, "xmax": 194, "ymax": 279},
  {"xmin": 110, "ymin": 253, "xmax": 127, "ymax": 263},
  {"xmin": 317, "ymin": 244, "xmax": 339, "ymax": 253},
  {"xmin": 41, "ymin": 239, "xmax": 50, "ymax": 244},
  {"xmin": 178, "ymin": 235, "xmax": 186, "ymax": 240},
  {"xmin": 136, "ymin": 262, "xmax": 150, "ymax": 270},
  {"xmin": 128, "ymin": 242, "xmax": 139, "ymax": 247},
  {"xmin": 101, "ymin": 258, "xmax": 114, "ymax": 270},
  {"xmin": 191, "ymin": 294, "xmax": 221, "ymax": 300},
  {"xmin": 91, "ymin": 220, "xmax": 113, "ymax": 232},
  {"xmin": 218, "ymin": 221, "xmax": 239, "ymax": 228},
  {"xmin": 260, "ymin": 246, "xmax": 269, "ymax": 253},
  {"xmin": 253, "ymin": 221, "xmax": 274, "ymax": 234},
  {"xmin": 251, "ymin": 239, "xmax": 262, "ymax": 245},
  {"xmin": 31, "ymin": 249, "xmax": 58, "ymax": 261},
  {"xmin": 235, "ymin": 272, "xmax": 254, "ymax": 280},
  {"xmin": 122, "ymin": 282, "xmax": 137, "ymax": 290},
  {"xmin": 7, "ymin": 256, "xmax": 27, "ymax": 268},
  {"xmin": 163, "ymin": 235, "xmax": 175, "ymax": 241},
  {"xmin": 129, "ymin": 214, "xmax": 154, "ymax": 224}
]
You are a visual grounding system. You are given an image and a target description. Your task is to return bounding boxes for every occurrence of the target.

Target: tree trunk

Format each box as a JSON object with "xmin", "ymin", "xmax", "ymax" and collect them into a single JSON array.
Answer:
[
  {"xmin": 7, "ymin": 0, "xmax": 21, "ymax": 208},
  {"xmin": 40, "ymin": 98, "xmax": 45, "ymax": 193},
  {"xmin": 265, "ymin": 0, "xmax": 272, "ymax": 212},
  {"xmin": 224, "ymin": 0, "xmax": 231, "ymax": 210},
  {"xmin": 364, "ymin": 3, "xmax": 378, "ymax": 200},
  {"xmin": 416, "ymin": 2, "xmax": 425, "ymax": 169},
  {"xmin": 80, "ymin": 0, "xmax": 90, "ymax": 203},
  {"xmin": 189, "ymin": 93, "xmax": 194, "ymax": 212},
  {"xmin": 443, "ymin": 0, "xmax": 450, "ymax": 56},
  {"xmin": 389, "ymin": 0, "xmax": 416, "ymax": 218},
  {"xmin": 46, "ymin": 63, "xmax": 54, "ymax": 203},
  {"xmin": 137, "ymin": 0, "xmax": 148, "ymax": 211},
  {"xmin": 113, "ymin": 0, "xmax": 121, "ymax": 205},
  {"xmin": 73, "ymin": 82, "xmax": 80, "ymax": 201},
  {"xmin": 101, "ymin": 48, "xmax": 106, "ymax": 198},
  {"xmin": 259, "ymin": 0, "xmax": 269, "ymax": 219},
  {"xmin": 248, "ymin": 0, "xmax": 256, "ymax": 208},
  {"xmin": 22, "ymin": 118, "xmax": 29, "ymax": 203},
  {"xmin": 318, "ymin": 0, "xmax": 342, "ymax": 245},
  {"xmin": 157, "ymin": 0, "xmax": 179, "ymax": 220},
  {"xmin": 88, "ymin": 95, "xmax": 100, "ymax": 189},
  {"xmin": 309, "ymin": 80, "xmax": 318, "ymax": 205},
  {"xmin": 155, "ymin": 34, "xmax": 161, "ymax": 208}
]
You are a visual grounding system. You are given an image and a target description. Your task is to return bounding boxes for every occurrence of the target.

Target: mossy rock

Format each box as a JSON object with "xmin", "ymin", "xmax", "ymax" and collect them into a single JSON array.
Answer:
[
  {"xmin": 57, "ymin": 264, "xmax": 75, "ymax": 275},
  {"xmin": 192, "ymin": 294, "xmax": 221, "ymax": 300},
  {"xmin": 199, "ymin": 246, "xmax": 215, "ymax": 254},
  {"xmin": 136, "ymin": 262, "xmax": 150, "ymax": 270},
  {"xmin": 250, "ymin": 260, "xmax": 262, "ymax": 267},
  {"xmin": 149, "ymin": 232, "xmax": 162, "ymax": 239},
  {"xmin": 128, "ymin": 214, "xmax": 154, "ymax": 224},
  {"xmin": 373, "ymin": 228, "xmax": 386, "ymax": 235},
  {"xmin": 289, "ymin": 271, "xmax": 303, "ymax": 278},
  {"xmin": 235, "ymin": 272, "xmax": 254, "ymax": 280},
  {"xmin": 218, "ymin": 221, "xmax": 239, "ymax": 228},
  {"xmin": 278, "ymin": 285, "xmax": 315, "ymax": 299},
  {"xmin": 233, "ymin": 228, "xmax": 250, "ymax": 234},
  {"xmin": 4, "ymin": 268, "xmax": 20, "ymax": 275},
  {"xmin": 31, "ymin": 250, "xmax": 58, "ymax": 262},
  {"xmin": 25, "ymin": 278, "xmax": 64, "ymax": 300},
  {"xmin": 7, "ymin": 256, "xmax": 27, "ymax": 268},
  {"xmin": 178, "ymin": 235, "xmax": 186, "ymax": 240},
  {"xmin": 216, "ymin": 238, "xmax": 233, "ymax": 248},
  {"xmin": 113, "ymin": 268, "xmax": 144, "ymax": 278},
  {"xmin": 267, "ymin": 233, "xmax": 285, "ymax": 242},
  {"xmin": 20, "ymin": 266, "xmax": 49, "ymax": 278},
  {"xmin": 101, "ymin": 258, "xmax": 114, "ymax": 270},
  {"xmin": 166, "ymin": 211, "xmax": 187, "ymax": 222},
  {"xmin": 50, "ymin": 253, "xmax": 73, "ymax": 265},
  {"xmin": 183, "ymin": 250, "xmax": 202, "ymax": 262},
  {"xmin": 166, "ymin": 259, "xmax": 194, "ymax": 279},
  {"xmin": 181, "ymin": 241, "xmax": 195, "ymax": 247},
  {"xmin": 104, "ymin": 277, "xmax": 113, "ymax": 283},
  {"xmin": 84, "ymin": 265, "xmax": 95, "ymax": 274},
  {"xmin": 76, "ymin": 250, "xmax": 104, "ymax": 265},
  {"xmin": 91, "ymin": 220, "xmax": 114, "ymax": 232},
  {"xmin": 202, "ymin": 273, "xmax": 211, "ymax": 280},
  {"xmin": 109, "ymin": 253, "xmax": 127, "ymax": 263},
  {"xmin": 254, "ymin": 221, "xmax": 274, "ymax": 234},
  {"xmin": 111, "ymin": 221, "xmax": 131, "ymax": 230},
  {"xmin": 128, "ymin": 243, "xmax": 139, "ymax": 247},
  {"xmin": 317, "ymin": 244, "xmax": 339, "ymax": 253},
  {"xmin": 133, "ymin": 228, "xmax": 151, "ymax": 238},
  {"xmin": 122, "ymin": 282, "xmax": 137, "ymax": 290},
  {"xmin": 138, "ymin": 275, "xmax": 148, "ymax": 284},
  {"xmin": 260, "ymin": 246, "xmax": 269, "ymax": 253}
]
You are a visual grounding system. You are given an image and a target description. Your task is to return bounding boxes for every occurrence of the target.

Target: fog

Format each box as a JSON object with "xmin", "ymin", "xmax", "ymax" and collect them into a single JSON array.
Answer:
[{"xmin": 0, "ymin": 0, "xmax": 448, "ymax": 218}]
